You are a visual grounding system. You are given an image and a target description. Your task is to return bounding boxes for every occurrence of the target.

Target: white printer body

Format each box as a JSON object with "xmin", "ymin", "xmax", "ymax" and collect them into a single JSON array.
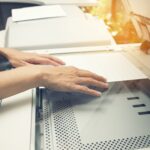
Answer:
[{"xmin": 1, "ymin": 2, "xmax": 150, "ymax": 150}]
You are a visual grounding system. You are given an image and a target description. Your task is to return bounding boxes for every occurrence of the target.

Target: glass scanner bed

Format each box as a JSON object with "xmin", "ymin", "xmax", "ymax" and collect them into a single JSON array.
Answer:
[{"xmin": 39, "ymin": 79, "xmax": 150, "ymax": 150}]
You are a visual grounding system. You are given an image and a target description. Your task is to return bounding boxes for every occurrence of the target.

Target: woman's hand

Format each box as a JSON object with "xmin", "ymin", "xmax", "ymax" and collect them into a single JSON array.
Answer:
[
  {"xmin": 1, "ymin": 48, "xmax": 65, "ymax": 67},
  {"xmin": 0, "ymin": 60, "xmax": 108, "ymax": 98},
  {"xmin": 38, "ymin": 66, "xmax": 109, "ymax": 96},
  {"xmin": 0, "ymin": 48, "xmax": 108, "ymax": 98}
]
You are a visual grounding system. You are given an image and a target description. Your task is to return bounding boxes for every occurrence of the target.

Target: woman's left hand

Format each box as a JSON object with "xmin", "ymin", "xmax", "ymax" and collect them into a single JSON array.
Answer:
[{"xmin": 2, "ymin": 48, "xmax": 65, "ymax": 67}]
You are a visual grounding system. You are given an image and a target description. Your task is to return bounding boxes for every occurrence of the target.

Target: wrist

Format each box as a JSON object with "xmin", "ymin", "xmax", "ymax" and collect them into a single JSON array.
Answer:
[
  {"xmin": 35, "ymin": 66, "xmax": 53, "ymax": 87},
  {"xmin": 19, "ymin": 66, "xmax": 47, "ymax": 88}
]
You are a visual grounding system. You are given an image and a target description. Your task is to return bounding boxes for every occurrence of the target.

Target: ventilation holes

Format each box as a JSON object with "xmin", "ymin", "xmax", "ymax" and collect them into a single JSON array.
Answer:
[
  {"xmin": 138, "ymin": 111, "xmax": 150, "ymax": 115},
  {"xmin": 127, "ymin": 97, "xmax": 139, "ymax": 100},
  {"xmin": 43, "ymin": 99, "xmax": 52, "ymax": 150},
  {"xmin": 51, "ymin": 99, "xmax": 150, "ymax": 150},
  {"xmin": 52, "ymin": 100, "xmax": 82, "ymax": 150},
  {"xmin": 133, "ymin": 104, "xmax": 146, "ymax": 108}
]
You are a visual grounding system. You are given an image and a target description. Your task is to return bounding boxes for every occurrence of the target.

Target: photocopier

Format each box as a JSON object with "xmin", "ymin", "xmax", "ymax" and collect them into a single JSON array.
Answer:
[
  {"xmin": 0, "ymin": 1, "xmax": 150, "ymax": 150},
  {"xmin": 32, "ymin": 51, "xmax": 150, "ymax": 150}
]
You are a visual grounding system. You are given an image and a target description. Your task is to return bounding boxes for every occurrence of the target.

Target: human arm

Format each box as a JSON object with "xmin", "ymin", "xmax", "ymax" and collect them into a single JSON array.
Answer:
[
  {"xmin": 0, "ymin": 66, "xmax": 40, "ymax": 99},
  {"xmin": 0, "ymin": 65, "xmax": 108, "ymax": 99},
  {"xmin": 0, "ymin": 47, "xmax": 65, "ymax": 67}
]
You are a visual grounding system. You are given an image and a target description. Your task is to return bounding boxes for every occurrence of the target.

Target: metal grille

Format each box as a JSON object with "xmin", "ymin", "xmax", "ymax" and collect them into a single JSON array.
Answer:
[
  {"xmin": 52, "ymin": 99, "xmax": 82, "ymax": 150},
  {"xmin": 51, "ymin": 99, "xmax": 150, "ymax": 150},
  {"xmin": 81, "ymin": 136, "xmax": 150, "ymax": 150},
  {"xmin": 43, "ymin": 98, "xmax": 52, "ymax": 150}
]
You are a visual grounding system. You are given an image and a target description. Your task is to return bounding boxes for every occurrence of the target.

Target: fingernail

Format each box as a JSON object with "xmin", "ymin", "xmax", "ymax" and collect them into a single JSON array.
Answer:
[
  {"xmin": 104, "ymin": 83, "xmax": 109, "ymax": 88},
  {"xmin": 96, "ymin": 91, "xmax": 101, "ymax": 96},
  {"xmin": 61, "ymin": 62, "xmax": 66, "ymax": 65},
  {"xmin": 104, "ymin": 78, "xmax": 108, "ymax": 82}
]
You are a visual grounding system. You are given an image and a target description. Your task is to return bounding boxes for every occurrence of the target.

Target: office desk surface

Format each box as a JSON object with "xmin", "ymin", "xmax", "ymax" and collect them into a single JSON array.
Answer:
[{"xmin": 0, "ymin": 90, "xmax": 33, "ymax": 150}]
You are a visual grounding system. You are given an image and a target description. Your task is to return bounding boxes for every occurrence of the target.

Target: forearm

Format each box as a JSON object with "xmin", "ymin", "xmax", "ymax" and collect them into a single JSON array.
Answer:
[{"xmin": 0, "ymin": 66, "xmax": 41, "ymax": 99}]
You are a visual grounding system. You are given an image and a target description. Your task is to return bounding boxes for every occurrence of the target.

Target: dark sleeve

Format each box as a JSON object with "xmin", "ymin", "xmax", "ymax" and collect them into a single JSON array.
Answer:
[{"xmin": 0, "ymin": 55, "xmax": 12, "ymax": 71}]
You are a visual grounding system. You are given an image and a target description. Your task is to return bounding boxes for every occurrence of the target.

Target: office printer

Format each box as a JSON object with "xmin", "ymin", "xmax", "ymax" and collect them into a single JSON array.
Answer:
[
  {"xmin": 1, "ymin": 1, "xmax": 150, "ymax": 150},
  {"xmin": 32, "ymin": 1, "xmax": 150, "ymax": 149},
  {"xmin": 32, "ymin": 51, "xmax": 150, "ymax": 150}
]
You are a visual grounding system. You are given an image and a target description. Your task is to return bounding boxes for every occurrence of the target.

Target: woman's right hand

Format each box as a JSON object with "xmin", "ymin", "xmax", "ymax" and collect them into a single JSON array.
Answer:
[{"xmin": 37, "ymin": 65, "xmax": 109, "ymax": 96}]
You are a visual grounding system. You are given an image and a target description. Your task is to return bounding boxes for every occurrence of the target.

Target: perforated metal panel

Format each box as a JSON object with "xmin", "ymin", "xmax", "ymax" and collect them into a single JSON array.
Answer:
[
  {"xmin": 52, "ymin": 100, "xmax": 82, "ymax": 150},
  {"xmin": 43, "ymin": 98, "xmax": 150, "ymax": 150},
  {"xmin": 43, "ymin": 95, "xmax": 52, "ymax": 150},
  {"xmin": 42, "ymin": 79, "xmax": 150, "ymax": 150}
]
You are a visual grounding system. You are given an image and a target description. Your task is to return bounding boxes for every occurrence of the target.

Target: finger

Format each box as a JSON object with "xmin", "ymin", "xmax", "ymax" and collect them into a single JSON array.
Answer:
[
  {"xmin": 39, "ymin": 54, "xmax": 65, "ymax": 65},
  {"xmin": 48, "ymin": 56, "xmax": 65, "ymax": 65},
  {"xmin": 10, "ymin": 59, "xmax": 30, "ymax": 67},
  {"xmin": 76, "ymin": 77, "xmax": 109, "ymax": 89},
  {"xmin": 77, "ymin": 69, "xmax": 107, "ymax": 82},
  {"xmin": 72, "ymin": 85, "xmax": 102, "ymax": 97},
  {"xmin": 27, "ymin": 58, "xmax": 61, "ymax": 66},
  {"xmin": 39, "ymin": 58, "xmax": 61, "ymax": 66}
]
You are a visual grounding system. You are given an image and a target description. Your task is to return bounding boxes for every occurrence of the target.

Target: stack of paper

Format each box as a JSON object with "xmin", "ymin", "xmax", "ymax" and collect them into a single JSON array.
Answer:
[{"xmin": 12, "ymin": 5, "xmax": 66, "ymax": 22}]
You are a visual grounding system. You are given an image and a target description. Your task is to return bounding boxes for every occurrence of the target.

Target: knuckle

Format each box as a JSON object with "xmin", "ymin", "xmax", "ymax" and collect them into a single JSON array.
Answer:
[{"xmin": 70, "ymin": 66, "xmax": 79, "ymax": 74}]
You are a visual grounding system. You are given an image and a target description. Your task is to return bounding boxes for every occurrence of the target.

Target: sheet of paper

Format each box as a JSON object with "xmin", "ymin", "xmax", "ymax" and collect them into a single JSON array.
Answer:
[
  {"xmin": 126, "ymin": 48, "xmax": 150, "ymax": 71},
  {"xmin": 56, "ymin": 52, "xmax": 147, "ymax": 82},
  {"xmin": 42, "ymin": 0, "xmax": 97, "ymax": 6},
  {"xmin": 12, "ymin": 5, "xmax": 66, "ymax": 22}
]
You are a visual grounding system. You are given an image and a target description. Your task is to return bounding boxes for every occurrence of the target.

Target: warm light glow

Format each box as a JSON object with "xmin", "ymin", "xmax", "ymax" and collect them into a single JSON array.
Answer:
[{"xmin": 82, "ymin": 0, "xmax": 142, "ymax": 44}]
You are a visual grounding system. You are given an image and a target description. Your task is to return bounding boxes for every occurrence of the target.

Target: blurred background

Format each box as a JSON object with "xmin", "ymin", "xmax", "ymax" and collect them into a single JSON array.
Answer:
[{"xmin": 82, "ymin": 0, "xmax": 142, "ymax": 44}]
